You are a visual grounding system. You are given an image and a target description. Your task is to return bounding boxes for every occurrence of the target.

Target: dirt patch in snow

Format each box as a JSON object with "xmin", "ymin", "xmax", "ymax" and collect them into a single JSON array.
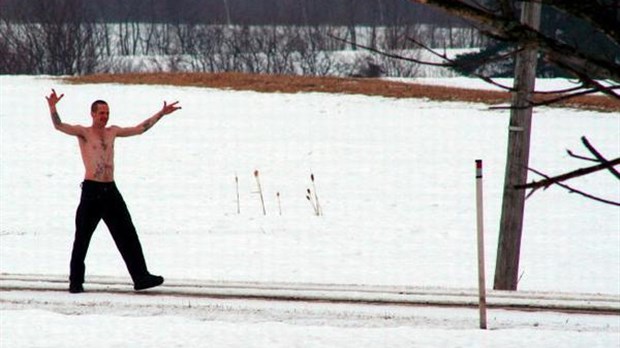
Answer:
[{"xmin": 64, "ymin": 72, "xmax": 619, "ymax": 112}]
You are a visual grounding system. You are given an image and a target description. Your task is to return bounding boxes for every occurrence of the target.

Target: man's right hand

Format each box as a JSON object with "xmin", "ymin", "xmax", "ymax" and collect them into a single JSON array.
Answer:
[{"xmin": 45, "ymin": 89, "xmax": 64, "ymax": 109}]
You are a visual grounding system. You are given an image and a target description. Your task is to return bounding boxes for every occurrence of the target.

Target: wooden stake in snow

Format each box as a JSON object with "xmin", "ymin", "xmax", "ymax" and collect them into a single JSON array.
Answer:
[
  {"xmin": 235, "ymin": 173, "xmax": 240, "ymax": 214},
  {"xmin": 277, "ymin": 192, "xmax": 282, "ymax": 216},
  {"xmin": 254, "ymin": 170, "xmax": 266, "ymax": 215},
  {"xmin": 475, "ymin": 159, "xmax": 488, "ymax": 330}
]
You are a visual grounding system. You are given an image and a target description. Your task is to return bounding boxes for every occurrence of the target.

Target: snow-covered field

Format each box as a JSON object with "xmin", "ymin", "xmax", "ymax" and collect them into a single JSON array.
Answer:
[{"xmin": 1, "ymin": 75, "xmax": 619, "ymax": 347}]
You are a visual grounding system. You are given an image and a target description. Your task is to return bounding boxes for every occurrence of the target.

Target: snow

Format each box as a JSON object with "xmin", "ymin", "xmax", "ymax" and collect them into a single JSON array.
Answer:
[
  {"xmin": 1, "ymin": 75, "xmax": 619, "ymax": 347},
  {"xmin": 2, "ymin": 308, "xmax": 616, "ymax": 348}
]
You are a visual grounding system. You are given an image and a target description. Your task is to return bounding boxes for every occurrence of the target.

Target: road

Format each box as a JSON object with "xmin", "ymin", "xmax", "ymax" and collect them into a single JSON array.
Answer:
[{"xmin": 2, "ymin": 273, "xmax": 618, "ymax": 325}]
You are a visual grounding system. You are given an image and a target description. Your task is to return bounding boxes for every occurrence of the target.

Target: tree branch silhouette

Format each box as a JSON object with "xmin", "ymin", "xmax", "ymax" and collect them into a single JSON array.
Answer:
[{"xmin": 515, "ymin": 137, "xmax": 620, "ymax": 206}]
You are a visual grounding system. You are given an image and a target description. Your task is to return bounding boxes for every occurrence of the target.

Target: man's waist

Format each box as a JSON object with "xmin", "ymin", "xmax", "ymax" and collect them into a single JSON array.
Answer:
[{"xmin": 81, "ymin": 180, "xmax": 116, "ymax": 189}]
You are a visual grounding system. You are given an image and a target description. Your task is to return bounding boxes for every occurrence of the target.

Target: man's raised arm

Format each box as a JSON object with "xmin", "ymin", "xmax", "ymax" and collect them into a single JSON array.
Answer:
[
  {"xmin": 46, "ymin": 89, "xmax": 84, "ymax": 137},
  {"xmin": 115, "ymin": 101, "xmax": 181, "ymax": 137}
]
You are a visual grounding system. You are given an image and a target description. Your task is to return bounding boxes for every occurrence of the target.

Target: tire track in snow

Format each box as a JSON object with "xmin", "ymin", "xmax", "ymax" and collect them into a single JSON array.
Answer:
[{"xmin": 2, "ymin": 273, "xmax": 618, "ymax": 316}]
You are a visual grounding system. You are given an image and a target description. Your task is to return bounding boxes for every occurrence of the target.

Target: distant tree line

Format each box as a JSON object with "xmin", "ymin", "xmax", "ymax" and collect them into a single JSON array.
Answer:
[
  {"xmin": 0, "ymin": 0, "xmax": 462, "ymax": 26},
  {"xmin": 0, "ymin": 0, "xmax": 486, "ymax": 76},
  {"xmin": 3, "ymin": 0, "xmax": 610, "ymax": 77}
]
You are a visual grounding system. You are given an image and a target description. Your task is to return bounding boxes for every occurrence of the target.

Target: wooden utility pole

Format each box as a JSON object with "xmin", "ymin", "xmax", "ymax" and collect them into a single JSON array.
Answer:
[{"xmin": 494, "ymin": 1, "xmax": 542, "ymax": 291}]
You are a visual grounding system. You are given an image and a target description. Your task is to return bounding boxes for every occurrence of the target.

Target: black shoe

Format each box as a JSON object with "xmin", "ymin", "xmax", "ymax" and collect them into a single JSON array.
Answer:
[
  {"xmin": 69, "ymin": 283, "xmax": 84, "ymax": 294},
  {"xmin": 134, "ymin": 274, "xmax": 164, "ymax": 291}
]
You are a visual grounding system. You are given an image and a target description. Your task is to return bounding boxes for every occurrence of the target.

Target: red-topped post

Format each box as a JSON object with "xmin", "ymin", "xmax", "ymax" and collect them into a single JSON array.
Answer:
[{"xmin": 476, "ymin": 160, "xmax": 488, "ymax": 329}]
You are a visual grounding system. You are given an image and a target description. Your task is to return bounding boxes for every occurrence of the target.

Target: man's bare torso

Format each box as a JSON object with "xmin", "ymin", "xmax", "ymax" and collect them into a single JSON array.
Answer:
[
  {"xmin": 78, "ymin": 126, "xmax": 116, "ymax": 182},
  {"xmin": 46, "ymin": 90, "xmax": 180, "ymax": 183}
]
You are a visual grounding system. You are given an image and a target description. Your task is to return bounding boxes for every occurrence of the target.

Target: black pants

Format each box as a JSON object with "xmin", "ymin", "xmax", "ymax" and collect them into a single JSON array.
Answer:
[{"xmin": 70, "ymin": 180, "xmax": 149, "ymax": 285}]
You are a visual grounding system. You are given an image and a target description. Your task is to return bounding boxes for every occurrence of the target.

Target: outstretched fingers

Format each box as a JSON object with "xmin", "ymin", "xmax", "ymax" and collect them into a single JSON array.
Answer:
[
  {"xmin": 162, "ymin": 101, "xmax": 181, "ymax": 115},
  {"xmin": 51, "ymin": 89, "xmax": 64, "ymax": 101},
  {"xmin": 46, "ymin": 89, "xmax": 64, "ymax": 106}
]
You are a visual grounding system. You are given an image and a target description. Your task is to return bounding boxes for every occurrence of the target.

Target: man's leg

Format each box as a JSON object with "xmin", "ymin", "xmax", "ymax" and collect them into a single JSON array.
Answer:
[
  {"xmin": 102, "ymin": 186, "xmax": 155, "ymax": 286},
  {"xmin": 70, "ymin": 188, "xmax": 102, "ymax": 292}
]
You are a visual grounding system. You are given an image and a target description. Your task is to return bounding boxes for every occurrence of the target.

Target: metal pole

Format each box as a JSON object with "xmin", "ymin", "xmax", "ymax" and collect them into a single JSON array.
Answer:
[{"xmin": 476, "ymin": 159, "xmax": 488, "ymax": 329}]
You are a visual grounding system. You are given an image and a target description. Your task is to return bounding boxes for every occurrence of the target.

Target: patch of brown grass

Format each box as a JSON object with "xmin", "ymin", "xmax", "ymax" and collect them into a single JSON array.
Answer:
[{"xmin": 64, "ymin": 72, "xmax": 619, "ymax": 112}]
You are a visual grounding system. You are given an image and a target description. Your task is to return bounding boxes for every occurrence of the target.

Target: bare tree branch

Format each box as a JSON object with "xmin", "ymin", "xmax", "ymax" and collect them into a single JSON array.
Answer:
[
  {"xmin": 406, "ymin": 35, "xmax": 620, "ymax": 105},
  {"xmin": 532, "ymin": 83, "xmax": 588, "ymax": 95},
  {"xmin": 526, "ymin": 86, "xmax": 620, "ymax": 108},
  {"xmin": 515, "ymin": 157, "xmax": 620, "ymax": 191},
  {"xmin": 328, "ymin": 34, "xmax": 451, "ymax": 67},
  {"xmin": 514, "ymin": 137, "xmax": 620, "ymax": 205},
  {"xmin": 335, "ymin": 28, "xmax": 618, "ymax": 111},
  {"xmin": 582, "ymin": 79, "xmax": 620, "ymax": 100},
  {"xmin": 549, "ymin": 59, "xmax": 620, "ymax": 100},
  {"xmin": 487, "ymin": 85, "xmax": 619, "ymax": 110},
  {"xmin": 522, "ymin": 167, "xmax": 620, "ymax": 206},
  {"xmin": 406, "ymin": 36, "xmax": 517, "ymax": 91},
  {"xmin": 581, "ymin": 136, "xmax": 620, "ymax": 179},
  {"xmin": 332, "ymin": 33, "xmax": 521, "ymax": 94},
  {"xmin": 405, "ymin": 36, "xmax": 619, "ymax": 108},
  {"xmin": 566, "ymin": 150, "xmax": 599, "ymax": 163}
]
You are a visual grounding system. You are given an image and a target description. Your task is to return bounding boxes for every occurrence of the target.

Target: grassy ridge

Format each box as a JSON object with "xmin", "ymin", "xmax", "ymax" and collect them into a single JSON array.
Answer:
[{"xmin": 64, "ymin": 72, "xmax": 619, "ymax": 112}]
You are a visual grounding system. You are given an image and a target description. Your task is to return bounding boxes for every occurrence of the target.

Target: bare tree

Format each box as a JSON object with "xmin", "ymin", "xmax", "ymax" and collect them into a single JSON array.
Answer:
[
  {"xmin": 401, "ymin": 0, "xmax": 619, "ymax": 292},
  {"xmin": 405, "ymin": 0, "xmax": 619, "ymax": 100},
  {"xmin": 0, "ymin": 0, "xmax": 105, "ymax": 75},
  {"xmin": 297, "ymin": 26, "xmax": 339, "ymax": 76},
  {"xmin": 332, "ymin": 0, "xmax": 617, "ymax": 291}
]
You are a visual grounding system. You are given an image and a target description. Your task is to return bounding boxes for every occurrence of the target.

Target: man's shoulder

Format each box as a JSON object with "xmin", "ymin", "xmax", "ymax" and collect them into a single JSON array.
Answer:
[{"xmin": 105, "ymin": 125, "xmax": 123, "ymax": 135}]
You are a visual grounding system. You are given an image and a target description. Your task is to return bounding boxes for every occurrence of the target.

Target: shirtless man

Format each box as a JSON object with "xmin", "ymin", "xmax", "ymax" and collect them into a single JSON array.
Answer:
[{"xmin": 46, "ymin": 89, "xmax": 181, "ymax": 293}]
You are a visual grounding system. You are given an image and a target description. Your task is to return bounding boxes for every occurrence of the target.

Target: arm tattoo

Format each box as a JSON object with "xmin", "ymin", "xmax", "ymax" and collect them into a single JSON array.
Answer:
[
  {"xmin": 142, "ymin": 120, "xmax": 154, "ymax": 132},
  {"xmin": 142, "ymin": 113, "xmax": 164, "ymax": 132},
  {"xmin": 51, "ymin": 111, "xmax": 61, "ymax": 126}
]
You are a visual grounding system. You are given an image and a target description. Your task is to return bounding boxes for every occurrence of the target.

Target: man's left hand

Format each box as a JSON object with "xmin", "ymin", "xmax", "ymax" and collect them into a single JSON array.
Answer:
[{"xmin": 161, "ymin": 101, "xmax": 181, "ymax": 115}]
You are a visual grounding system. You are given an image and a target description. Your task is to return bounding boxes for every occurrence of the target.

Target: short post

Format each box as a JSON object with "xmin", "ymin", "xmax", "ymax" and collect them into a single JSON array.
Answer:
[
  {"xmin": 235, "ymin": 173, "xmax": 240, "ymax": 214},
  {"xmin": 254, "ymin": 170, "xmax": 266, "ymax": 215},
  {"xmin": 475, "ymin": 159, "xmax": 488, "ymax": 329}
]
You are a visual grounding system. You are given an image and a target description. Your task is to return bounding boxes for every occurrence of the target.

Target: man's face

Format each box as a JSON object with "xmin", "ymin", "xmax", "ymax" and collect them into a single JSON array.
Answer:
[{"xmin": 91, "ymin": 103, "xmax": 109, "ymax": 128}]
